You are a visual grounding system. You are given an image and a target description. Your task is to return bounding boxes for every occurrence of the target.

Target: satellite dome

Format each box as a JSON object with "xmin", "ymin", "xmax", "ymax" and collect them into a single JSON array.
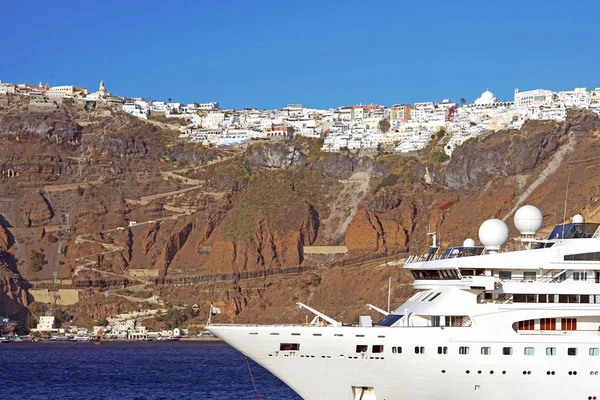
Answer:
[
  {"xmin": 514, "ymin": 205, "xmax": 543, "ymax": 235},
  {"xmin": 463, "ymin": 238, "xmax": 476, "ymax": 248},
  {"xmin": 573, "ymin": 214, "xmax": 584, "ymax": 224},
  {"xmin": 478, "ymin": 219, "xmax": 509, "ymax": 251}
]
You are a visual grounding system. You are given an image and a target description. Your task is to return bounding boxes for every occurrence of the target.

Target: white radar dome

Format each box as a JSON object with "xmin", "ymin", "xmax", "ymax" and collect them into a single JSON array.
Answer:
[
  {"xmin": 573, "ymin": 214, "xmax": 584, "ymax": 224},
  {"xmin": 463, "ymin": 238, "xmax": 476, "ymax": 248},
  {"xmin": 514, "ymin": 205, "xmax": 543, "ymax": 235},
  {"xmin": 478, "ymin": 219, "xmax": 509, "ymax": 251}
]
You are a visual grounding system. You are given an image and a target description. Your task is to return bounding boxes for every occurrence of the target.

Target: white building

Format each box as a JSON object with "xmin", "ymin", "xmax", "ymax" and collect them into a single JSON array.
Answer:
[
  {"xmin": 0, "ymin": 81, "xmax": 16, "ymax": 94},
  {"xmin": 514, "ymin": 88, "xmax": 553, "ymax": 108},
  {"xmin": 32, "ymin": 316, "xmax": 57, "ymax": 332}
]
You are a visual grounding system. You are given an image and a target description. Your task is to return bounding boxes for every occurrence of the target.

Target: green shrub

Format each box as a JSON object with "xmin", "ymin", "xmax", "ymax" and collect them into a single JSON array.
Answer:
[{"xmin": 430, "ymin": 151, "xmax": 450, "ymax": 163}]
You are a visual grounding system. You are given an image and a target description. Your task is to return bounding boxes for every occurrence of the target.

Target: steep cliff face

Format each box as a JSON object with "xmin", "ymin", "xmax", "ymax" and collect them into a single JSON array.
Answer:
[
  {"xmin": 0, "ymin": 112, "xmax": 82, "ymax": 144},
  {"xmin": 3, "ymin": 94, "xmax": 600, "ymax": 328},
  {"xmin": 159, "ymin": 222, "xmax": 193, "ymax": 278},
  {"xmin": 203, "ymin": 206, "xmax": 319, "ymax": 274},
  {"xmin": 20, "ymin": 192, "xmax": 54, "ymax": 227},
  {"xmin": 445, "ymin": 120, "xmax": 566, "ymax": 189},
  {"xmin": 0, "ymin": 254, "xmax": 29, "ymax": 319},
  {"xmin": 244, "ymin": 143, "xmax": 308, "ymax": 169},
  {"xmin": 344, "ymin": 203, "xmax": 416, "ymax": 254}
]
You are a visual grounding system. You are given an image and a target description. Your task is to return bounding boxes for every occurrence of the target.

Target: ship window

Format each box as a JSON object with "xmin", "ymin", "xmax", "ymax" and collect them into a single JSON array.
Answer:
[
  {"xmin": 392, "ymin": 346, "xmax": 397, "ymax": 354},
  {"xmin": 280, "ymin": 343, "xmax": 300, "ymax": 351},
  {"xmin": 431, "ymin": 316, "xmax": 441, "ymax": 327},
  {"xmin": 518, "ymin": 320, "xmax": 535, "ymax": 330},
  {"xmin": 334, "ymin": 334, "xmax": 343, "ymax": 337},
  {"xmin": 524, "ymin": 347, "xmax": 535, "ymax": 356},
  {"xmin": 356, "ymin": 345, "xmax": 368, "ymax": 353},
  {"xmin": 580, "ymin": 295, "xmax": 590, "ymax": 303},
  {"xmin": 538, "ymin": 294, "xmax": 547, "ymax": 303},
  {"xmin": 421, "ymin": 292, "xmax": 434, "ymax": 301},
  {"xmin": 546, "ymin": 347, "xmax": 557, "ymax": 356},
  {"xmin": 523, "ymin": 271, "xmax": 537, "ymax": 281},
  {"xmin": 564, "ymin": 252, "xmax": 600, "ymax": 261},
  {"xmin": 559, "ymin": 295, "xmax": 568, "ymax": 303},
  {"xmin": 561, "ymin": 318, "xmax": 577, "ymax": 330},
  {"xmin": 502, "ymin": 347, "xmax": 513, "ymax": 355},
  {"xmin": 438, "ymin": 346, "xmax": 448, "ymax": 354},
  {"xmin": 569, "ymin": 295, "xmax": 579, "ymax": 303},
  {"xmin": 313, "ymin": 333, "xmax": 322, "ymax": 336},
  {"xmin": 526, "ymin": 294, "xmax": 536, "ymax": 303},
  {"xmin": 481, "ymin": 347, "xmax": 491, "ymax": 355},
  {"xmin": 573, "ymin": 272, "xmax": 580, "ymax": 280},
  {"xmin": 590, "ymin": 348, "xmax": 600, "ymax": 356},
  {"xmin": 568, "ymin": 348, "xmax": 577, "ymax": 356},
  {"xmin": 292, "ymin": 333, "xmax": 300, "ymax": 336},
  {"xmin": 429, "ymin": 293, "xmax": 441, "ymax": 302},
  {"xmin": 513, "ymin": 294, "xmax": 526, "ymax": 303},
  {"xmin": 415, "ymin": 346, "xmax": 425, "ymax": 354},
  {"xmin": 372, "ymin": 345, "xmax": 384, "ymax": 353},
  {"xmin": 499, "ymin": 271, "xmax": 512, "ymax": 280},
  {"xmin": 540, "ymin": 318, "xmax": 557, "ymax": 330},
  {"xmin": 459, "ymin": 346, "xmax": 470, "ymax": 355}
]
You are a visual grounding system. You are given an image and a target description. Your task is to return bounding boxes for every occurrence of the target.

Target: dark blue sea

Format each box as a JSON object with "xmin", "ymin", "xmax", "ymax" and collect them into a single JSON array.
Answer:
[{"xmin": 2, "ymin": 341, "xmax": 302, "ymax": 400}]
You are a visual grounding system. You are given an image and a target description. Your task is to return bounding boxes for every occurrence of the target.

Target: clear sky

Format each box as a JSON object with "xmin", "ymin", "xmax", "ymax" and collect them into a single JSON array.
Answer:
[{"xmin": 1, "ymin": 0, "xmax": 599, "ymax": 110}]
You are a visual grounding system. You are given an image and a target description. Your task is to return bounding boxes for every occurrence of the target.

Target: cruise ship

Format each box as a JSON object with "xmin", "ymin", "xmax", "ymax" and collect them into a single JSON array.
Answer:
[{"xmin": 208, "ymin": 205, "xmax": 600, "ymax": 400}]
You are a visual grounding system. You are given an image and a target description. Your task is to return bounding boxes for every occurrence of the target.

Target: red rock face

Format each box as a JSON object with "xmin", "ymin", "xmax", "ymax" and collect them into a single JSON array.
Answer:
[
  {"xmin": 20, "ymin": 192, "xmax": 53, "ymax": 227},
  {"xmin": 0, "ymin": 264, "xmax": 29, "ymax": 319}
]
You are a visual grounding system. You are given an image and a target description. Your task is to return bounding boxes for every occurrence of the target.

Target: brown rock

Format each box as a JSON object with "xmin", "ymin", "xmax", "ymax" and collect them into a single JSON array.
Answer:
[{"xmin": 20, "ymin": 192, "xmax": 53, "ymax": 227}]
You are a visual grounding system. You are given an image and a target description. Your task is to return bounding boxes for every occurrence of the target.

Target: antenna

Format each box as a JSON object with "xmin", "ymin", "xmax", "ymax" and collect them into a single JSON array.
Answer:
[
  {"xmin": 561, "ymin": 168, "xmax": 571, "ymax": 239},
  {"xmin": 387, "ymin": 277, "xmax": 392, "ymax": 314}
]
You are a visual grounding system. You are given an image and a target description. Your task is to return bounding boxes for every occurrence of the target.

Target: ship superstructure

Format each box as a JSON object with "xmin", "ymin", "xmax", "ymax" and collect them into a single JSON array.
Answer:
[{"xmin": 208, "ymin": 206, "xmax": 600, "ymax": 400}]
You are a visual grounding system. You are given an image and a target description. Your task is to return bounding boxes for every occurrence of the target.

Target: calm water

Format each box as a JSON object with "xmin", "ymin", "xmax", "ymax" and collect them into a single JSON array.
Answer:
[{"xmin": 2, "ymin": 341, "xmax": 302, "ymax": 400}]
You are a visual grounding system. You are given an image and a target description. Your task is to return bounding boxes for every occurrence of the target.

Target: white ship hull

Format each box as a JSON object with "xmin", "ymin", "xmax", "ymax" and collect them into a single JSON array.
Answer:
[{"xmin": 210, "ymin": 324, "xmax": 600, "ymax": 400}]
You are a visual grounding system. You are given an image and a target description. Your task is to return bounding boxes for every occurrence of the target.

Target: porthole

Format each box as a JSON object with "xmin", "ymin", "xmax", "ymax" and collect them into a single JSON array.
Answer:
[
  {"xmin": 478, "ymin": 370, "xmax": 482, "ymax": 374},
  {"xmin": 547, "ymin": 371, "xmax": 551, "ymax": 375},
  {"xmin": 574, "ymin": 371, "xmax": 578, "ymax": 376},
  {"xmin": 569, "ymin": 371, "xmax": 573, "ymax": 376},
  {"xmin": 441, "ymin": 370, "xmax": 446, "ymax": 374},
  {"xmin": 551, "ymin": 371, "xmax": 555, "ymax": 375},
  {"xmin": 523, "ymin": 371, "xmax": 527, "ymax": 375},
  {"xmin": 490, "ymin": 371, "xmax": 494, "ymax": 374},
  {"xmin": 466, "ymin": 370, "xmax": 470, "ymax": 374},
  {"xmin": 502, "ymin": 371, "xmax": 506, "ymax": 375},
  {"xmin": 527, "ymin": 371, "xmax": 531, "ymax": 375}
]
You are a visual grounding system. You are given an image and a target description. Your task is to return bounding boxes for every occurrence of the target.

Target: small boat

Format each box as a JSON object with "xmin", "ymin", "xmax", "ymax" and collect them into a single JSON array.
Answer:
[
  {"xmin": 0, "ymin": 336, "xmax": 9, "ymax": 343},
  {"xmin": 93, "ymin": 340, "xmax": 103, "ymax": 345}
]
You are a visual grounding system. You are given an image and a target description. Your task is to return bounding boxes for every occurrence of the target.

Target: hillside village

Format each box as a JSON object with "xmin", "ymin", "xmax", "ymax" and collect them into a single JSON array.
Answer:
[{"xmin": 2, "ymin": 79, "xmax": 600, "ymax": 156}]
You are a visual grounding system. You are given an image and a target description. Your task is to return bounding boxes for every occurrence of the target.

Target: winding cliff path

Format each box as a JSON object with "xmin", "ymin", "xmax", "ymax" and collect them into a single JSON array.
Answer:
[
  {"xmin": 502, "ymin": 135, "xmax": 576, "ymax": 221},
  {"xmin": 160, "ymin": 155, "xmax": 236, "ymax": 185}
]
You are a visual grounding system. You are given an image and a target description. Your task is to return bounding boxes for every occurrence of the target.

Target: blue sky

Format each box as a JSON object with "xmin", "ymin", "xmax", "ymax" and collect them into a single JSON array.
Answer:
[{"xmin": 1, "ymin": 0, "xmax": 598, "ymax": 109}]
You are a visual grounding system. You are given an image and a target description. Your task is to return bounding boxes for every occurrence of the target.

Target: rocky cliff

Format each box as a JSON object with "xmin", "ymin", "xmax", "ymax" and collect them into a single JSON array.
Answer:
[{"xmin": 2, "ymin": 94, "xmax": 600, "ymax": 330}]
